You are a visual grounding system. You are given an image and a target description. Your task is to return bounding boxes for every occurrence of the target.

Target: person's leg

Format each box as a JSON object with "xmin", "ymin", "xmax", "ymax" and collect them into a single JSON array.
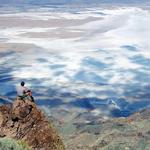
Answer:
[
  {"xmin": 18, "ymin": 95, "xmax": 25, "ymax": 100},
  {"xmin": 30, "ymin": 96, "xmax": 34, "ymax": 102},
  {"xmin": 25, "ymin": 95, "xmax": 34, "ymax": 102}
]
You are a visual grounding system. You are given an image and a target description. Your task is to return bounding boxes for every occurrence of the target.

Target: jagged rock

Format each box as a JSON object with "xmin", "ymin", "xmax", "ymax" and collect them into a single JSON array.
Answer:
[{"xmin": 0, "ymin": 99, "xmax": 65, "ymax": 150}]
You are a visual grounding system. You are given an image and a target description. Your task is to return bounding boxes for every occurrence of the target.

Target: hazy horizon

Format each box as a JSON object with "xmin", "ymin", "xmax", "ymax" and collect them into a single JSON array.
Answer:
[{"xmin": 0, "ymin": 0, "xmax": 150, "ymax": 6}]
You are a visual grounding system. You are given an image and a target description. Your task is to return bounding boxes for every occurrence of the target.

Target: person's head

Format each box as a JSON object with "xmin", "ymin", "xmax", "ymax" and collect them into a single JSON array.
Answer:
[{"xmin": 21, "ymin": 81, "xmax": 25, "ymax": 86}]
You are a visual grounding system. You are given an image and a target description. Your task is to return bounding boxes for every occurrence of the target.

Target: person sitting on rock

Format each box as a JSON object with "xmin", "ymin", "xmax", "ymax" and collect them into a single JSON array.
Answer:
[{"xmin": 17, "ymin": 81, "xmax": 34, "ymax": 102}]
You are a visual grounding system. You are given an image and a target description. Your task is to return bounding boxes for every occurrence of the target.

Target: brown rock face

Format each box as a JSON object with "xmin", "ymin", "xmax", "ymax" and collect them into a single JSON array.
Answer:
[{"xmin": 0, "ymin": 99, "xmax": 65, "ymax": 150}]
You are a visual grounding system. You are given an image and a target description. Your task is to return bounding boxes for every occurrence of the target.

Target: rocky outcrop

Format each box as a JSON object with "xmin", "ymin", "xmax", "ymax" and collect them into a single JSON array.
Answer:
[{"xmin": 0, "ymin": 99, "xmax": 65, "ymax": 150}]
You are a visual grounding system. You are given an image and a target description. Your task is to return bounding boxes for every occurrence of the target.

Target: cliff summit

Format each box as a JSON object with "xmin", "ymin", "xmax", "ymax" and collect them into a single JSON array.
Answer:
[{"xmin": 0, "ymin": 99, "xmax": 65, "ymax": 150}]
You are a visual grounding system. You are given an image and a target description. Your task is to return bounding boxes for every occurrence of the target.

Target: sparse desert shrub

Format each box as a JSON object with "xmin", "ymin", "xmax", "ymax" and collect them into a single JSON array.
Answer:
[{"xmin": 0, "ymin": 137, "xmax": 31, "ymax": 150}]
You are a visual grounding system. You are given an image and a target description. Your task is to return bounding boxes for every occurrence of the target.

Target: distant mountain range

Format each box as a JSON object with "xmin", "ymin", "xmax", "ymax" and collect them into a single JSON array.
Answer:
[{"xmin": 0, "ymin": 0, "xmax": 149, "ymax": 6}]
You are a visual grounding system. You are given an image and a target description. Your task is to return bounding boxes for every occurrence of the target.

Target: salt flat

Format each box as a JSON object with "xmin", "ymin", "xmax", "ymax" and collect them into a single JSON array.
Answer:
[{"xmin": 0, "ymin": 6, "xmax": 150, "ymax": 119}]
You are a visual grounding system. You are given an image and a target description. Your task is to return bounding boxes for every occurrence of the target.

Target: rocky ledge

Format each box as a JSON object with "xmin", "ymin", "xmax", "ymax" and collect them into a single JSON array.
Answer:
[{"xmin": 0, "ymin": 99, "xmax": 65, "ymax": 150}]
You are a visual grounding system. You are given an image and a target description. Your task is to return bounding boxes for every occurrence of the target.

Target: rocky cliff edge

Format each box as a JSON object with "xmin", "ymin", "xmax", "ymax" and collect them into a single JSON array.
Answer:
[{"xmin": 0, "ymin": 99, "xmax": 65, "ymax": 150}]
